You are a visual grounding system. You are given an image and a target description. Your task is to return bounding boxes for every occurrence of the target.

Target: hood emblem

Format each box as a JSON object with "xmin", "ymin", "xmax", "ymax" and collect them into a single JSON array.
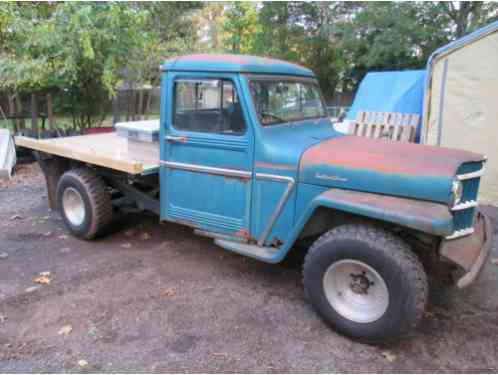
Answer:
[{"xmin": 315, "ymin": 173, "xmax": 348, "ymax": 182}]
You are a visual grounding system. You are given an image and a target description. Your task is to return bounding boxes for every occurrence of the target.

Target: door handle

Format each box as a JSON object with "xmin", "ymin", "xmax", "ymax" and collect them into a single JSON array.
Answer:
[{"xmin": 165, "ymin": 135, "xmax": 188, "ymax": 143}]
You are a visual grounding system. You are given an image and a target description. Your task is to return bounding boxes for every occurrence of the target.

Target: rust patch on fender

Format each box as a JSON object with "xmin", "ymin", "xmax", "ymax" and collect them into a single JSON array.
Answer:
[
  {"xmin": 321, "ymin": 188, "xmax": 452, "ymax": 235},
  {"xmin": 301, "ymin": 136, "xmax": 484, "ymax": 177}
]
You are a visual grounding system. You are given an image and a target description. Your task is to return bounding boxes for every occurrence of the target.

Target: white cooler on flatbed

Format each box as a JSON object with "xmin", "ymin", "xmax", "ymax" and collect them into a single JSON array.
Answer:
[
  {"xmin": 0, "ymin": 128, "xmax": 16, "ymax": 179},
  {"xmin": 115, "ymin": 120, "xmax": 160, "ymax": 162}
]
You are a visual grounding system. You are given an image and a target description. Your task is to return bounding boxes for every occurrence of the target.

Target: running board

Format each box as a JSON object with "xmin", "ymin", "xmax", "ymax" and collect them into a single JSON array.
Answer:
[{"xmin": 214, "ymin": 239, "xmax": 277, "ymax": 262}]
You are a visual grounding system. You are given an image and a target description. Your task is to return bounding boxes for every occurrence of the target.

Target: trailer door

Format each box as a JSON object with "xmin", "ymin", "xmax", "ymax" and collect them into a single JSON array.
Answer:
[{"xmin": 160, "ymin": 73, "xmax": 254, "ymax": 238}]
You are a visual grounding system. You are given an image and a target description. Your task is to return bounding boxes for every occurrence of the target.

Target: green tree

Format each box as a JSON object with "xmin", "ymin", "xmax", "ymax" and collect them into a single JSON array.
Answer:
[
  {"xmin": 336, "ymin": 2, "xmax": 498, "ymax": 90},
  {"xmin": 223, "ymin": 2, "xmax": 258, "ymax": 53},
  {"xmin": 0, "ymin": 2, "xmax": 202, "ymax": 129}
]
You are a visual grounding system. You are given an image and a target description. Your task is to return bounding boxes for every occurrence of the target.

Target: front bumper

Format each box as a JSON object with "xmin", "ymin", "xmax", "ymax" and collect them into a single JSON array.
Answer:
[{"xmin": 439, "ymin": 211, "xmax": 493, "ymax": 288}]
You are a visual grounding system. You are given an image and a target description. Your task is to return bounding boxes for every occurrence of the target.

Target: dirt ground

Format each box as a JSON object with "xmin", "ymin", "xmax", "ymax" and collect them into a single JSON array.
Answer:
[{"xmin": 1, "ymin": 163, "xmax": 497, "ymax": 373}]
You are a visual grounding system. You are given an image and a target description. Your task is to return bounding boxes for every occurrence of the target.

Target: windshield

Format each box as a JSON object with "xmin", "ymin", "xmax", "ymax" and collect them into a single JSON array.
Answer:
[{"xmin": 249, "ymin": 77, "xmax": 327, "ymax": 126}]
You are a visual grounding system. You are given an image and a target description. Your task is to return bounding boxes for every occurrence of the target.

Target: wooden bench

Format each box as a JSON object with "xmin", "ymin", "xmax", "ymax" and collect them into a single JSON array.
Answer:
[{"xmin": 349, "ymin": 111, "xmax": 419, "ymax": 143}]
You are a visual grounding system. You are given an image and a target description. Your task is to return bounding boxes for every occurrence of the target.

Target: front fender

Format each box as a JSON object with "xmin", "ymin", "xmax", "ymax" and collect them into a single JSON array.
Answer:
[
  {"xmin": 266, "ymin": 188, "xmax": 453, "ymax": 264},
  {"xmin": 292, "ymin": 188, "xmax": 453, "ymax": 241}
]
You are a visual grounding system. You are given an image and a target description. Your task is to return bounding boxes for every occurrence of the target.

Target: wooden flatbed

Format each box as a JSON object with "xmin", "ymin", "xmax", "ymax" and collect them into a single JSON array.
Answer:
[{"xmin": 15, "ymin": 133, "xmax": 159, "ymax": 175}]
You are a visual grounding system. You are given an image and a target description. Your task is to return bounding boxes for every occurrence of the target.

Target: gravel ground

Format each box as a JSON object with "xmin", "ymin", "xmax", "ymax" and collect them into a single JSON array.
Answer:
[{"xmin": 0, "ymin": 163, "xmax": 497, "ymax": 373}]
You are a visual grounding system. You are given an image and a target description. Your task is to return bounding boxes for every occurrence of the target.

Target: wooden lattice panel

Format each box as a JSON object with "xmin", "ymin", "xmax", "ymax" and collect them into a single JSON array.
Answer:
[{"xmin": 349, "ymin": 111, "xmax": 419, "ymax": 143}]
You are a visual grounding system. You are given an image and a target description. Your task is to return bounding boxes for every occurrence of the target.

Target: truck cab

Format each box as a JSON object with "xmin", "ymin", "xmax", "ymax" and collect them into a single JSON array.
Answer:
[
  {"xmin": 19, "ymin": 54, "xmax": 492, "ymax": 343},
  {"xmin": 160, "ymin": 55, "xmax": 335, "ymax": 256}
]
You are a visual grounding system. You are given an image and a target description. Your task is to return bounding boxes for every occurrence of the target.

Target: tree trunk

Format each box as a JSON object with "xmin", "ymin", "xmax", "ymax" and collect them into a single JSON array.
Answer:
[
  {"xmin": 7, "ymin": 94, "xmax": 18, "ymax": 133},
  {"xmin": 14, "ymin": 94, "xmax": 25, "ymax": 130},
  {"xmin": 31, "ymin": 93, "xmax": 39, "ymax": 138},
  {"xmin": 46, "ymin": 93, "xmax": 55, "ymax": 130}
]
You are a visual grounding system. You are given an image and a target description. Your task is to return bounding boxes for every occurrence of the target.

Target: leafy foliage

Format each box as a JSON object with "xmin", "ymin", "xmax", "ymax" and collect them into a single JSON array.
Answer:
[
  {"xmin": 0, "ymin": 2, "xmax": 200, "ymax": 128},
  {"xmin": 1, "ymin": 1, "xmax": 497, "ymax": 128}
]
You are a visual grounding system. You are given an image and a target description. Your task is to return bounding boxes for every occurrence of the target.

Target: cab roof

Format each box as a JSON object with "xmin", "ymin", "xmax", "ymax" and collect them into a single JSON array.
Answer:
[{"xmin": 161, "ymin": 54, "xmax": 314, "ymax": 77}]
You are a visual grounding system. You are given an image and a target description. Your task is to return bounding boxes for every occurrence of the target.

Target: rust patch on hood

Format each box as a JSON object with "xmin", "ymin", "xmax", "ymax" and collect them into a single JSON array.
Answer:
[{"xmin": 300, "ymin": 136, "xmax": 484, "ymax": 177}]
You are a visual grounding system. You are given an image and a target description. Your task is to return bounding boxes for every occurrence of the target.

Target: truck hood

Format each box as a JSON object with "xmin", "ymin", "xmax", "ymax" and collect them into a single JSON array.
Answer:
[{"xmin": 299, "ymin": 136, "xmax": 485, "ymax": 204}]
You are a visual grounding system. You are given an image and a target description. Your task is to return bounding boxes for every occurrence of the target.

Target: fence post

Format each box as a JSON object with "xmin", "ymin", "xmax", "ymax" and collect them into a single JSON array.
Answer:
[
  {"xmin": 31, "ymin": 93, "xmax": 39, "ymax": 138},
  {"xmin": 7, "ymin": 93, "xmax": 18, "ymax": 133},
  {"xmin": 137, "ymin": 89, "xmax": 144, "ymax": 120}
]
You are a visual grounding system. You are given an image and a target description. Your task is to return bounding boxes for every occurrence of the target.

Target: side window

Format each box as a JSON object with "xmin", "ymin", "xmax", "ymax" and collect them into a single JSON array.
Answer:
[{"xmin": 174, "ymin": 79, "xmax": 245, "ymax": 134}]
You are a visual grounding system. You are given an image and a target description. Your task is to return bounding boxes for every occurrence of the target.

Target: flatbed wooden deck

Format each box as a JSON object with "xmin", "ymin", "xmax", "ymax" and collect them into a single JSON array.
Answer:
[{"xmin": 15, "ymin": 133, "xmax": 159, "ymax": 175}]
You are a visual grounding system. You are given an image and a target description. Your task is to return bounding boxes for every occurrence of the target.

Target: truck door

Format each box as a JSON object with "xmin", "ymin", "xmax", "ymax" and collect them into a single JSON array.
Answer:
[{"xmin": 161, "ymin": 73, "xmax": 254, "ymax": 238}]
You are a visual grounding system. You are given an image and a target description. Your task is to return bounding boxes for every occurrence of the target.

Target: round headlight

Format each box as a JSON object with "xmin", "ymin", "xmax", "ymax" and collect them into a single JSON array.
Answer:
[{"xmin": 450, "ymin": 179, "xmax": 463, "ymax": 207}]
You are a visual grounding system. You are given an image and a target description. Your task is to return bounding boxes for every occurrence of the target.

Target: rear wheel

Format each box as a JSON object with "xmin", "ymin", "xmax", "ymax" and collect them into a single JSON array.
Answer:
[
  {"xmin": 303, "ymin": 224, "xmax": 428, "ymax": 343},
  {"xmin": 56, "ymin": 168, "xmax": 112, "ymax": 239}
]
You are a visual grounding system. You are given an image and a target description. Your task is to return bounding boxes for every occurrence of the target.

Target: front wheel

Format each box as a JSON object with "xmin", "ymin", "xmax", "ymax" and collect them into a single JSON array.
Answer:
[{"xmin": 303, "ymin": 224, "xmax": 428, "ymax": 343}]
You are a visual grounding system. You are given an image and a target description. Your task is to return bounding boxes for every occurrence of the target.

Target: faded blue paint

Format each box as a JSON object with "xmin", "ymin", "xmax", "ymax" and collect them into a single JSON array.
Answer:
[
  {"xmin": 160, "ymin": 71, "xmax": 255, "ymax": 236},
  {"xmin": 156, "ymin": 54, "xmax": 484, "ymax": 264},
  {"xmin": 299, "ymin": 164, "xmax": 454, "ymax": 204},
  {"xmin": 250, "ymin": 115, "xmax": 339, "ymax": 241},
  {"xmin": 162, "ymin": 54, "xmax": 314, "ymax": 77},
  {"xmin": 215, "ymin": 185, "xmax": 454, "ymax": 264}
]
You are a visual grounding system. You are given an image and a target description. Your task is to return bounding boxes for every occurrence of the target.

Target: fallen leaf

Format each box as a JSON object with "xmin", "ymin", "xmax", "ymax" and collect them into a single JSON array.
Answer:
[
  {"xmin": 381, "ymin": 350, "xmax": 397, "ymax": 362},
  {"xmin": 160, "ymin": 287, "xmax": 176, "ymax": 297},
  {"xmin": 34, "ymin": 271, "xmax": 51, "ymax": 285},
  {"xmin": 78, "ymin": 359, "xmax": 88, "ymax": 367},
  {"xmin": 121, "ymin": 243, "xmax": 132, "ymax": 249},
  {"xmin": 25, "ymin": 286, "xmax": 40, "ymax": 293},
  {"xmin": 10, "ymin": 214, "xmax": 22, "ymax": 220},
  {"xmin": 58, "ymin": 324, "xmax": 73, "ymax": 336},
  {"xmin": 424, "ymin": 311, "xmax": 434, "ymax": 319},
  {"xmin": 88, "ymin": 325, "xmax": 98, "ymax": 337},
  {"xmin": 141, "ymin": 232, "xmax": 151, "ymax": 240}
]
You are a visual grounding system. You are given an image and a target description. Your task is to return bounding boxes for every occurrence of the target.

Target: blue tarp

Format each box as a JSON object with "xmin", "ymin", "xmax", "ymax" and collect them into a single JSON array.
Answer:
[{"xmin": 346, "ymin": 70, "xmax": 426, "ymax": 139}]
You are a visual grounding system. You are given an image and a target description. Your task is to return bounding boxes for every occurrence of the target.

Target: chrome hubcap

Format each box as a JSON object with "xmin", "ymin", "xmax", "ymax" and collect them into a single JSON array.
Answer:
[
  {"xmin": 323, "ymin": 259, "xmax": 389, "ymax": 323},
  {"xmin": 62, "ymin": 187, "xmax": 85, "ymax": 226}
]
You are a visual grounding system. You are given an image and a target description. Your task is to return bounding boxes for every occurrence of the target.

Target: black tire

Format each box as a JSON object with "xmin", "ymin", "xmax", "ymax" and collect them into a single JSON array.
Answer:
[
  {"xmin": 56, "ymin": 168, "xmax": 113, "ymax": 239},
  {"xmin": 303, "ymin": 224, "xmax": 428, "ymax": 343}
]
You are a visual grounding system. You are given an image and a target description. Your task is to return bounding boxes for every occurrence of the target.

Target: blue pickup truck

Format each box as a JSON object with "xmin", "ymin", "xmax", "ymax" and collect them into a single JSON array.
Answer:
[{"xmin": 18, "ymin": 54, "xmax": 492, "ymax": 343}]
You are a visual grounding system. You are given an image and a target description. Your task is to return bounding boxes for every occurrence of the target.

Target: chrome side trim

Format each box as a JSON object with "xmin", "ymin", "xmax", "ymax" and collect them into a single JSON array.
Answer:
[
  {"xmin": 161, "ymin": 161, "xmax": 252, "ymax": 179},
  {"xmin": 451, "ymin": 200, "xmax": 478, "ymax": 211},
  {"xmin": 255, "ymin": 173, "xmax": 295, "ymax": 246},
  {"xmin": 457, "ymin": 166, "xmax": 485, "ymax": 181},
  {"xmin": 445, "ymin": 227, "xmax": 475, "ymax": 240}
]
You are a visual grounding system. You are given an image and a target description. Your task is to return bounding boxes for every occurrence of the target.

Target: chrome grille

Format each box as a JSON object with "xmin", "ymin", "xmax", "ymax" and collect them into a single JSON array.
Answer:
[{"xmin": 447, "ymin": 161, "xmax": 484, "ymax": 238}]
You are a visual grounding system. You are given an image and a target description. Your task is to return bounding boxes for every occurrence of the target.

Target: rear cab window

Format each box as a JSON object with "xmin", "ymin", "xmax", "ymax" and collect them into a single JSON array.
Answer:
[{"xmin": 173, "ymin": 79, "xmax": 245, "ymax": 135}]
